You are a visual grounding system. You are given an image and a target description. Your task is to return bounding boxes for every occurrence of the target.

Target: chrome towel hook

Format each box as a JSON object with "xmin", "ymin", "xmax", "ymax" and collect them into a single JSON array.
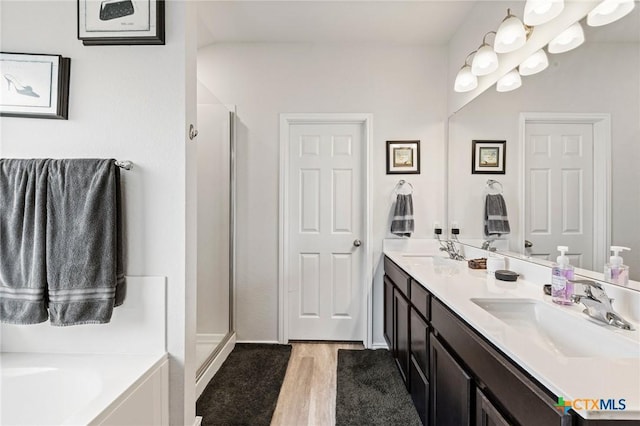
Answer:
[
  {"xmin": 189, "ymin": 124, "xmax": 199, "ymax": 140},
  {"xmin": 395, "ymin": 179, "xmax": 414, "ymax": 194},
  {"xmin": 486, "ymin": 179, "xmax": 503, "ymax": 193}
]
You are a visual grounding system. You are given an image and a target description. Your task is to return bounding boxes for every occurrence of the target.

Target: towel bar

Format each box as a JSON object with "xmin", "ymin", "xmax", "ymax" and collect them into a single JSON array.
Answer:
[{"xmin": 114, "ymin": 160, "xmax": 133, "ymax": 170}]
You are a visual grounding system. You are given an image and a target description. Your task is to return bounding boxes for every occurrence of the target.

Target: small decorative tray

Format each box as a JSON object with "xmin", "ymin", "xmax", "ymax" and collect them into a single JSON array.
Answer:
[{"xmin": 468, "ymin": 258, "xmax": 487, "ymax": 269}]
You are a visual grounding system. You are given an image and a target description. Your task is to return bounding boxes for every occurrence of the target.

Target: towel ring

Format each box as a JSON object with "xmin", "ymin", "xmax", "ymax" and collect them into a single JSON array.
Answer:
[
  {"xmin": 396, "ymin": 179, "xmax": 414, "ymax": 194},
  {"xmin": 486, "ymin": 179, "xmax": 503, "ymax": 193}
]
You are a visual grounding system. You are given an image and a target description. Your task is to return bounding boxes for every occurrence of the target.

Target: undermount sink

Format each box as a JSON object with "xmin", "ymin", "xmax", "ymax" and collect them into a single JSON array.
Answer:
[
  {"xmin": 401, "ymin": 254, "xmax": 462, "ymax": 274},
  {"xmin": 470, "ymin": 298, "xmax": 640, "ymax": 358}
]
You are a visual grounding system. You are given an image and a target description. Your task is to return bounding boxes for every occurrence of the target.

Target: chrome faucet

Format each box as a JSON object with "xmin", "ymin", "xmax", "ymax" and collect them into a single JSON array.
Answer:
[
  {"xmin": 570, "ymin": 280, "xmax": 634, "ymax": 330},
  {"xmin": 481, "ymin": 239, "xmax": 497, "ymax": 251},
  {"xmin": 437, "ymin": 235, "xmax": 465, "ymax": 261}
]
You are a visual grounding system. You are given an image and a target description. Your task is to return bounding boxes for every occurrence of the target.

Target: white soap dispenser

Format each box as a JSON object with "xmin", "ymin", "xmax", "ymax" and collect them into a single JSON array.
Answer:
[
  {"xmin": 551, "ymin": 246, "xmax": 575, "ymax": 305},
  {"xmin": 605, "ymin": 246, "xmax": 630, "ymax": 285}
]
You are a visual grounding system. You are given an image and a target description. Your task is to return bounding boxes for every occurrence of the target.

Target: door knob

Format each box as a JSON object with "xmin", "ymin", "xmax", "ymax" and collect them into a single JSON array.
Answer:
[
  {"xmin": 353, "ymin": 239, "xmax": 362, "ymax": 247},
  {"xmin": 524, "ymin": 240, "xmax": 533, "ymax": 248}
]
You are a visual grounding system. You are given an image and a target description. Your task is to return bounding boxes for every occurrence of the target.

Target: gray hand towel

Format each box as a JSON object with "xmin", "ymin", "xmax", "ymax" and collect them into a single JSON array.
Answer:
[
  {"xmin": 484, "ymin": 193, "xmax": 511, "ymax": 236},
  {"xmin": 0, "ymin": 159, "xmax": 50, "ymax": 324},
  {"xmin": 46, "ymin": 159, "xmax": 124, "ymax": 326},
  {"xmin": 391, "ymin": 194, "xmax": 414, "ymax": 237}
]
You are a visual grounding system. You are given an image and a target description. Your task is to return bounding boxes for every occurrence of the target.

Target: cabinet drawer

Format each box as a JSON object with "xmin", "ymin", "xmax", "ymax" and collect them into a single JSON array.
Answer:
[
  {"xmin": 384, "ymin": 256, "xmax": 410, "ymax": 297},
  {"xmin": 410, "ymin": 306, "xmax": 429, "ymax": 379},
  {"xmin": 431, "ymin": 299, "xmax": 572, "ymax": 426},
  {"xmin": 410, "ymin": 279, "xmax": 430, "ymax": 320},
  {"xmin": 410, "ymin": 355, "xmax": 429, "ymax": 426}
]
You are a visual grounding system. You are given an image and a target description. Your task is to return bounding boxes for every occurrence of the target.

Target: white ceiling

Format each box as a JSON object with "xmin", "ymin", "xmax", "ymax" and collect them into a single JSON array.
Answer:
[
  {"xmin": 196, "ymin": 1, "xmax": 640, "ymax": 48},
  {"xmin": 197, "ymin": 1, "xmax": 478, "ymax": 48}
]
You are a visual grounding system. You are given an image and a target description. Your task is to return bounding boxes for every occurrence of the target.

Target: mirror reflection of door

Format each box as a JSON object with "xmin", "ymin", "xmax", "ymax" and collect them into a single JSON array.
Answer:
[{"xmin": 524, "ymin": 122, "xmax": 594, "ymax": 268}]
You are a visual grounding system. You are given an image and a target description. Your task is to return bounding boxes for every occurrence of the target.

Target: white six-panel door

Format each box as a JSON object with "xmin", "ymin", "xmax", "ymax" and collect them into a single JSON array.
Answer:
[
  {"xmin": 525, "ymin": 122, "xmax": 594, "ymax": 268},
  {"xmin": 287, "ymin": 122, "xmax": 364, "ymax": 341}
]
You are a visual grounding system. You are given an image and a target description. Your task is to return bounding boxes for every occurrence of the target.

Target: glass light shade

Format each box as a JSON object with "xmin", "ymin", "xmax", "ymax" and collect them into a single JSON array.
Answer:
[
  {"xmin": 454, "ymin": 65, "xmax": 478, "ymax": 93},
  {"xmin": 471, "ymin": 44, "xmax": 499, "ymax": 76},
  {"xmin": 548, "ymin": 22, "xmax": 585, "ymax": 54},
  {"xmin": 524, "ymin": 0, "xmax": 565, "ymax": 26},
  {"xmin": 496, "ymin": 69, "xmax": 522, "ymax": 92},
  {"xmin": 495, "ymin": 15, "xmax": 527, "ymax": 53},
  {"xmin": 587, "ymin": 0, "xmax": 635, "ymax": 26},
  {"xmin": 519, "ymin": 49, "xmax": 549, "ymax": 76}
]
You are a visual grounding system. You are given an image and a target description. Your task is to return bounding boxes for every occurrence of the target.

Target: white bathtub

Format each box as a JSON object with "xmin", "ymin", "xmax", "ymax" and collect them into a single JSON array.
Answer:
[{"xmin": 0, "ymin": 352, "xmax": 168, "ymax": 426}]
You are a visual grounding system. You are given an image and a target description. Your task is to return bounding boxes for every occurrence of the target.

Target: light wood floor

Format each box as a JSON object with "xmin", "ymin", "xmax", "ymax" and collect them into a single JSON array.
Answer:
[{"xmin": 271, "ymin": 342, "xmax": 364, "ymax": 426}]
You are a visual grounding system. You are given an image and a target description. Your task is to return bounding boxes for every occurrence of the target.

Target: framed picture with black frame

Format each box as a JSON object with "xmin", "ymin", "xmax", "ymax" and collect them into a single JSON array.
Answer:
[
  {"xmin": 472, "ymin": 140, "xmax": 506, "ymax": 174},
  {"xmin": 77, "ymin": 0, "xmax": 165, "ymax": 45},
  {"xmin": 0, "ymin": 52, "xmax": 71, "ymax": 120},
  {"xmin": 386, "ymin": 140, "xmax": 420, "ymax": 174}
]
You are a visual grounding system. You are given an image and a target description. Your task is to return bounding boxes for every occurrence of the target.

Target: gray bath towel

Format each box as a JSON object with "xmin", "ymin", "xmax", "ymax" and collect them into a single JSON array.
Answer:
[
  {"xmin": 46, "ymin": 159, "xmax": 124, "ymax": 326},
  {"xmin": 484, "ymin": 194, "xmax": 511, "ymax": 236},
  {"xmin": 391, "ymin": 194, "xmax": 414, "ymax": 237},
  {"xmin": 0, "ymin": 158, "xmax": 124, "ymax": 326},
  {"xmin": 0, "ymin": 159, "xmax": 50, "ymax": 324}
]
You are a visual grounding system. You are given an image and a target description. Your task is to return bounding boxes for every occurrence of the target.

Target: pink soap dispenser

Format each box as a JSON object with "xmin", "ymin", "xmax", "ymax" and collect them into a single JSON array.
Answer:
[{"xmin": 551, "ymin": 246, "xmax": 575, "ymax": 305}]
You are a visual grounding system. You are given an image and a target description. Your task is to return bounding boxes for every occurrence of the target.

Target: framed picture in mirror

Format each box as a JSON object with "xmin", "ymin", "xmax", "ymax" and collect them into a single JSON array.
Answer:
[
  {"xmin": 386, "ymin": 140, "xmax": 420, "ymax": 174},
  {"xmin": 77, "ymin": 0, "xmax": 165, "ymax": 45},
  {"xmin": 472, "ymin": 140, "xmax": 505, "ymax": 174}
]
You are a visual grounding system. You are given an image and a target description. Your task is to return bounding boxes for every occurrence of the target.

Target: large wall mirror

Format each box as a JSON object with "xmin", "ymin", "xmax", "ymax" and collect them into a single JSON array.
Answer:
[{"xmin": 448, "ymin": 6, "xmax": 640, "ymax": 288}]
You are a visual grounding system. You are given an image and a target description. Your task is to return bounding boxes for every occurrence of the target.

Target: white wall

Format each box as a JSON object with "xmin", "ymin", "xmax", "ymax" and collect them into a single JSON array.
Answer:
[
  {"xmin": 197, "ymin": 43, "xmax": 448, "ymax": 345},
  {"xmin": 448, "ymin": 42, "xmax": 640, "ymax": 279},
  {"xmin": 0, "ymin": 1, "xmax": 197, "ymax": 425}
]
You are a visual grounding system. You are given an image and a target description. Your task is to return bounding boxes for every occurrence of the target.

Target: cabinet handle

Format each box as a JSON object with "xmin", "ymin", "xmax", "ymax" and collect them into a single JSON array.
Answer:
[{"xmin": 353, "ymin": 239, "xmax": 362, "ymax": 247}]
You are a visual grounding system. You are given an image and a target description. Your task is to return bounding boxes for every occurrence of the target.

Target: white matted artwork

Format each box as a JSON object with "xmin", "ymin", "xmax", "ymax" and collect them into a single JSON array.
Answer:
[
  {"xmin": 0, "ymin": 52, "xmax": 70, "ymax": 119},
  {"xmin": 77, "ymin": 0, "xmax": 165, "ymax": 45},
  {"xmin": 472, "ymin": 140, "xmax": 506, "ymax": 174},
  {"xmin": 386, "ymin": 140, "xmax": 420, "ymax": 174}
]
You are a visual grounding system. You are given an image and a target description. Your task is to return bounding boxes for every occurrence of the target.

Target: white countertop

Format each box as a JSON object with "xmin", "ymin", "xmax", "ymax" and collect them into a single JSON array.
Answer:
[{"xmin": 385, "ymin": 250, "xmax": 640, "ymax": 420}]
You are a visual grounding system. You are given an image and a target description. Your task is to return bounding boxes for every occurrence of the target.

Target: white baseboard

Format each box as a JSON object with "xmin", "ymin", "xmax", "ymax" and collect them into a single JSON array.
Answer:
[
  {"xmin": 371, "ymin": 342, "xmax": 389, "ymax": 350},
  {"xmin": 194, "ymin": 416, "xmax": 203, "ymax": 426},
  {"xmin": 195, "ymin": 333, "xmax": 236, "ymax": 399},
  {"xmin": 235, "ymin": 340, "xmax": 281, "ymax": 344},
  {"xmin": 196, "ymin": 333, "xmax": 226, "ymax": 344}
]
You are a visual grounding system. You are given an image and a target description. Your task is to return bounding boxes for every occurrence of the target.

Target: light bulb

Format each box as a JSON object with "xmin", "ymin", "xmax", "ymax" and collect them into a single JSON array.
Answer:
[
  {"xmin": 495, "ymin": 14, "xmax": 527, "ymax": 53},
  {"xmin": 587, "ymin": 0, "xmax": 635, "ymax": 26},
  {"xmin": 471, "ymin": 44, "xmax": 499, "ymax": 76},
  {"xmin": 454, "ymin": 65, "xmax": 478, "ymax": 93},
  {"xmin": 524, "ymin": 0, "xmax": 565, "ymax": 26},
  {"xmin": 519, "ymin": 49, "xmax": 549, "ymax": 76},
  {"xmin": 497, "ymin": 69, "xmax": 522, "ymax": 92},
  {"xmin": 548, "ymin": 22, "xmax": 585, "ymax": 54}
]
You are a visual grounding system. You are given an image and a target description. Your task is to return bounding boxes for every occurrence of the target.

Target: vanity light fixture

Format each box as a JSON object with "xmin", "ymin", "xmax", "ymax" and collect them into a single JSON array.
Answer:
[
  {"xmin": 495, "ymin": 9, "xmax": 532, "ymax": 53},
  {"xmin": 587, "ymin": 0, "xmax": 635, "ymax": 27},
  {"xmin": 548, "ymin": 21, "xmax": 585, "ymax": 53},
  {"xmin": 471, "ymin": 31, "xmax": 499, "ymax": 76},
  {"xmin": 496, "ymin": 68, "xmax": 522, "ymax": 92},
  {"xmin": 523, "ymin": 0, "xmax": 565, "ymax": 26},
  {"xmin": 454, "ymin": 51, "xmax": 479, "ymax": 93},
  {"xmin": 518, "ymin": 48, "xmax": 549, "ymax": 76}
]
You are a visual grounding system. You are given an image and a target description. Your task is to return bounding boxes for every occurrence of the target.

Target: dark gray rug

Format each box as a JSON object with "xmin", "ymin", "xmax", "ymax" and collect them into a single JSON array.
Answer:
[
  {"xmin": 196, "ymin": 343, "xmax": 291, "ymax": 426},
  {"xmin": 336, "ymin": 349, "xmax": 422, "ymax": 426}
]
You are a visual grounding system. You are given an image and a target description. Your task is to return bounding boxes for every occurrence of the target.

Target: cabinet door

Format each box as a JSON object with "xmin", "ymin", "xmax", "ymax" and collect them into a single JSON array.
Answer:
[
  {"xmin": 384, "ymin": 276, "xmax": 394, "ymax": 350},
  {"xmin": 476, "ymin": 389, "xmax": 511, "ymax": 426},
  {"xmin": 394, "ymin": 290, "xmax": 410, "ymax": 385},
  {"xmin": 410, "ymin": 306, "xmax": 429, "ymax": 379},
  {"xmin": 410, "ymin": 355, "xmax": 429, "ymax": 425},
  {"xmin": 431, "ymin": 335, "xmax": 472, "ymax": 426}
]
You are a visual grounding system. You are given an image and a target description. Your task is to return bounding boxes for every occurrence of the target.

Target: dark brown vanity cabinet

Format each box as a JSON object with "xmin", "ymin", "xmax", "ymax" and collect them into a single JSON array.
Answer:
[
  {"xmin": 394, "ymin": 289, "xmax": 410, "ymax": 384},
  {"xmin": 383, "ymin": 256, "xmax": 628, "ymax": 426},
  {"xmin": 383, "ymin": 276, "xmax": 394, "ymax": 349},
  {"xmin": 476, "ymin": 389, "xmax": 511, "ymax": 426},
  {"xmin": 410, "ymin": 306, "xmax": 430, "ymax": 424},
  {"xmin": 430, "ymin": 335, "xmax": 472, "ymax": 426}
]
